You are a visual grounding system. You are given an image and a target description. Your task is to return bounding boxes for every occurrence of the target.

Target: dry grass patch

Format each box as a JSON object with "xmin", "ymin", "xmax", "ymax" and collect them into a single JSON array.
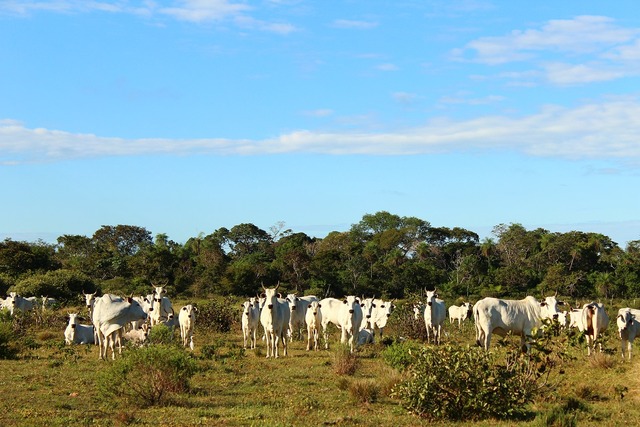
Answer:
[{"xmin": 332, "ymin": 345, "xmax": 359, "ymax": 375}]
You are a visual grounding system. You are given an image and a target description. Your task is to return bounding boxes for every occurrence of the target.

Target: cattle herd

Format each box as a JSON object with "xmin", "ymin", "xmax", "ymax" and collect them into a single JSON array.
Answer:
[{"xmin": 1, "ymin": 286, "xmax": 639, "ymax": 361}]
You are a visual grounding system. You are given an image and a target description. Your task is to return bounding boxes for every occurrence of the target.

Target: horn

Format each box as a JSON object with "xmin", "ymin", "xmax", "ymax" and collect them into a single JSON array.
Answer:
[
  {"xmin": 261, "ymin": 282, "xmax": 267, "ymax": 291},
  {"xmin": 274, "ymin": 282, "xmax": 280, "ymax": 291}
]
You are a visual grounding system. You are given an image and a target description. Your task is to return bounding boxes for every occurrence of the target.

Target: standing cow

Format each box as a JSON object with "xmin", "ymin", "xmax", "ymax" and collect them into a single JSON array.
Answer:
[
  {"xmin": 149, "ymin": 286, "xmax": 174, "ymax": 326},
  {"xmin": 369, "ymin": 298, "xmax": 394, "ymax": 340},
  {"xmin": 5, "ymin": 292, "xmax": 35, "ymax": 315},
  {"xmin": 179, "ymin": 304, "xmax": 198, "ymax": 350},
  {"xmin": 449, "ymin": 302, "xmax": 473, "ymax": 328},
  {"xmin": 582, "ymin": 302, "xmax": 609, "ymax": 356},
  {"xmin": 285, "ymin": 293, "xmax": 318, "ymax": 341},
  {"xmin": 241, "ymin": 298, "xmax": 261, "ymax": 350},
  {"xmin": 474, "ymin": 295, "xmax": 565, "ymax": 352},
  {"xmin": 92, "ymin": 294, "xmax": 148, "ymax": 360},
  {"xmin": 423, "ymin": 290, "xmax": 446, "ymax": 345},
  {"xmin": 319, "ymin": 296, "xmax": 363, "ymax": 352},
  {"xmin": 305, "ymin": 300, "xmax": 322, "ymax": 351},
  {"xmin": 260, "ymin": 284, "xmax": 290, "ymax": 358}
]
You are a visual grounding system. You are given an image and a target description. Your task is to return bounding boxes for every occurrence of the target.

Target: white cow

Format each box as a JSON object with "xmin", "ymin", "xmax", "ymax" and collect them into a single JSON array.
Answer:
[
  {"xmin": 474, "ymin": 295, "xmax": 565, "ymax": 352},
  {"xmin": 149, "ymin": 287, "xmax": 174, "ymax": 326},
  {"xmin": 41, "ymin": 296, "xmax": 58, "ymax": 311},
  {"xmin": 92, "ymin": 294, "xmax": 148, "ymax": 360},
  {"xmin": 413, "ymin": 302, "xmax": 425, "ymax": 321},
  {"xmin": 319, "ymin": 296, "xmax": 363, "ymax": 352},
  {"xmin": 423, "ymin": 290, "xmax": 446, "ymax": 345},
  {"xmin": 360, "ymin": 297, "xmax": 377, "ymax": 331},
  {"xmin": 64, "ymin": 313, "xmax": 95, "ymax": 345},
  {"xmin": 305, "ymin": 300, "xmax": 323, "ymax": 351},
  {"xmin": 5, "ymin": 292, "xmax": 34, "ymax": 315},
  {"xmin": 285, "ymin": 293, "xmax": 318, "ymax": 341},
  {"xmin": 617, "ymin": 308, "xmax": 640, "ymax": 360},
  {"xmin": 369, "ymin": 298, "xmax": 394, "ymax": 340},
  {"xmin": 178, "ymin": 304, "xmax": 197, "ymax": 350},
  {"xmin": 130, "ymin": 295, "xmax": 152, "ymax": 330},
  {"xmin": 123, "ymin": 323, "xmax": 149, "ymax": 346},
  {"xmin": 448, "ymin": 302, "xmax": 472, "ymax": 328},
  {"xmin": 581, "ymin": 302, "xmax": 609, "ymax": 356},
  {"xmin": 241, "ymin": 298, "xmax": 261, "ymax": 349},
  {"xmin": 83, "ymin": 291, "xmax": 97, "ymax": 318},
  {"xmin": 260, "ymin": 284, "xmax": 290, "ymax": 358}
]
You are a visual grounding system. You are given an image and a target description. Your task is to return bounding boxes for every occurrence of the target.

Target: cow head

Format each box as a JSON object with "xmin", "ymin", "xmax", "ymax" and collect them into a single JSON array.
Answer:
[
  {"xmin": 360, "ymin": 298, "xmax": 375, "ymax": 320},
  {"xmin": 539, "ymin": 295, "xmax": 565, "ymax": 321},
  {"xmin": 343, "ymin": 295, "xmax": 360, "ymax": 314},
  {"xmin": 617, "ymin": 309, "xmax": 634, "ymax": 333},
  {"xmin": 308, "ymin": 300, "xmax": 320, "ymax": 316},
  {"xmin": 262, "ymin": 286, "xmax": 278, "ymax": 310},
  {"xmin": 426, "ymin": 290, "xmax": 438, "ymax": 307},
  {"xmin": 83, "ymin": 291, "xmax": 97, "ymax": 308},
  {"xmin": 286, "ymin": 294, "xmax": 299, "ymax": 311}
]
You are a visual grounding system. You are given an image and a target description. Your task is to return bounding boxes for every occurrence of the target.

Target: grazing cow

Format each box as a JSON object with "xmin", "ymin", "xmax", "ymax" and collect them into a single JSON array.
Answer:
[
  {"xmin": 582, "ymin": 302, "xmax": 609, "ymax": 356},
  {"xmin": 448, "ymin": 302, "xmax": 473, "ymax": 328},
  {"xmin": 149, "ymin": 287, "xmax": 174, "ymax": 326},
  {"xmin": 241, "ymin": 298, "xmax": 261, "ymax": 349},
  {"xmin": 64, "ymin": 313, "xmax": 95, "ymax": 345},
  {"xmin": 123, "ymin": 324, "xmax": 149, "ymax": 346},
  {"xmin": 474, "ymin": 295, "xmax": 565, "ymax": 352},
  {"xmin": 423, "ymin": 290, "xmax": 447, "ymax": 345},
  {"xmin": 260, "ymin": 284, "xmax": 290, "ymax": 358},
  {"xmin": 285, "ymin": 293, "xmax": 318, "ymax": 341},
  {"xmin": 92, "ymin": 294, "xmax": 148, "ymax": 360},
  {"xmin": 370, "ymin": 298, "xmax": 394, "ymax": 340},
  {"xmin": 617, "ymin": 308, "xmax": 640, "ymax": 360},
  {"xmin": 178, "ymin": 304, "xmax": 197, "ymax": 350},
  {"xmin": 5, "ymin": 292, "xmax": 35, "ymax": 315},
  {"xmin": 83, "ymin": 291, "xmax": 97, "ymax": 318},
  {"xmin": 305, "ymin": 300, "xmax": 322, "ymax": 351}
]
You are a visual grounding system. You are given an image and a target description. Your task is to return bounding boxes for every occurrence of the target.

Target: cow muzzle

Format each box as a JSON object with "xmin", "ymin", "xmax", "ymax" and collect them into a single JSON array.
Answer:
[
  {"xmin": 428, "ymin": 302, "xmax": 432, "ymax": 306},
  {"xmin": 268, "ymin": 304, "xmax": 273, "ymax": 310},
  {"xmin": 349, "ymin": 309, "xmax": 354, "ymax": 314},
  {"xmin": 366, "ymin": 315, "xmax": 371, "ymax": 319},
  {"xmin": 291, "ymin": 306, "xmax": 296, "ymax": 311},
  {"xmin": 71, "ymin": 324, "xmax": 76, "ymax": 329}
]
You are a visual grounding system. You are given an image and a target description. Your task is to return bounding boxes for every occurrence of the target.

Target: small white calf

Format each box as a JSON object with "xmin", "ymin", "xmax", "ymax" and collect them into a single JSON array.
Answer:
[
  {"xmin": 241, "ymin": 298, "xmax": 261, "ymax": 349},
  {"xmin": 123, "ymin": 324, "xmax": 149, "ymax": 346},
  {"xmin": 617, "ymin": 308, "xmax": 640, "ymax": 360},
  {"xmin": 64, "ymin": 313, "xmax": 95, "ymax": 345},
  {"xmin": 370, "ymin": 298, "xmax": 394, "ymax": 340},
  {"xmin": 357, "ymin": 328, "xmax": 375, "ymax": 346},
  {"xmin": 582, "ymin": 302, "xmax": 609, "ymax": 356},
  {"xmin": 424, "ymin": 290, "xmax": 446, "ymax": 344},
  {"xmin": 305, "ymin": 300, "xmax": 322, "ymax": 351},
  {"xmin": 179, "ymin": 304, "xmax": 198, "ymax": 350},
  {"xmin": 448, "ymin": 302, "xmax": 472, "ymax": 328}
]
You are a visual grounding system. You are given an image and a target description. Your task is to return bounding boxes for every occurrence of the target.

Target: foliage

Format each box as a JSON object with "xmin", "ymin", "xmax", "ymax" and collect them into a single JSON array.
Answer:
[
  {"xmin": 0, "ymin": 320, "xmax": 19, "ymax": 359},
  {"xmin": 386, "ymin": 301, "xmax": 428, "ymax": 341},
  {"xmin": 347, "ymin": 379, "xmax": 379, "ymax": 404},
  {"xmin": 148, "ymin": 324, "xmax": 178, "ymax": 345},
  {"xmin": 197, "ymin": 296, "xmax": 238, "ymax": 333},
  {"xmin": 380, "ymin": 339, "xmax": 422, "ymax": 372},
  {"xmin": 12, "ymin": 269, "xmax": 94, "ymax": 301},
  {"xmin": 97, "ymin": 344, "xmax": 198, "ymax": 407},
  {"xmin": 392, "ymin": 344, "xmax": 552, "ymax": 421}
]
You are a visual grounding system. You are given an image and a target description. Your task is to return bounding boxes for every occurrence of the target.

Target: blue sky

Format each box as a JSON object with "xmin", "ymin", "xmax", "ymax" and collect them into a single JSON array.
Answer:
[{"xmin": 1, "ymin": 0, "xmax": 640, "ymax": 247}]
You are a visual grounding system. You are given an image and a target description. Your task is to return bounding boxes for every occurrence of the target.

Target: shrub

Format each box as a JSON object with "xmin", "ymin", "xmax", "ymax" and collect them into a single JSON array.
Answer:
[
  {"xmin": 197, "ymin": 296, "xmax": 238, "ymax": 333},
  {"xmin": 332, "ymin": 345, "xmax": 359, "ymax": 376},
  {"xmin": 381, "ymin": 339, "xmax": 422, "ymax": 372},
  {"xmin": 148, "ymin": 324, "xmax": 178, "ymax": 345},
  {"xmin": 12, "ymin": 269, "xmax": 95, "ymax": 302},
  {"xmin": 0, "ymin": 321, "xmax": 19, "ymax": 359},
  {"xmin": 387, "ymin": 302, "xmax": 428, "ymax": 341},
  {"xmin": 393, "ymin": 345, "xmax": 548, "ymax": 421},
  {"xmin": 97, "ymin": 344, "xmax": 198, "ymax": 407}
]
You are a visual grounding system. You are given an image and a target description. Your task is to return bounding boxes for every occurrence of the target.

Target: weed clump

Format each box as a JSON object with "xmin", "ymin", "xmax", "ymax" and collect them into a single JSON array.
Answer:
[
  {"xmin": 97, "ymin": 344, "xmax": 198, "ymax": 407},
  {"xmin": 348, "ymin": 379, "xmax": 379, "ymax": 404},
  {"xmin": 332, "ymin": 345, "xmax": 359, "ymax": 376}
]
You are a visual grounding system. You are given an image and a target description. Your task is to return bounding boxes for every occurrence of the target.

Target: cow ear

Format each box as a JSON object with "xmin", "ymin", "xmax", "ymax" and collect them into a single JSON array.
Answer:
[
  {"xmin": 127, "ymin": 297, "xmax": 133, "ymax": 303},
  {"xmin": 558, "ymin": 301, "xmax": 566, "ymax": 306},
  {"xmin": 295, "ymin": 297, "xmax": 300, "ymax": 301},
  {"xmin": 372, "ymin": 304, "xmax": 376, "ymax": 308},
  {"xmin": 260, "ymin": 293, "xmax": 266, "ymax": 298},
  {"xmin": 182, "ymin": 307, "xmax": 187, "ymax": 311},
  {"xmin": 278, "ymin": 293, "xmax": 282, "ymax": 299},
  {"xmin": 360, "ymin": 303, "xmax": 365, "ymax": 307},
  {"xmin": 343, "ymin": 300, "xmax": 348, "ymax": 304},
  {"xmin": 78, "ymin": 316, "xmax": 85, "ymax": 321},
  {"xmin": 286, "ymin": 298, "xmax": 291, "ymax": 302},
  {"xmin": 318, "ymin": 303, "xmax": 322, "ymax": 308}
]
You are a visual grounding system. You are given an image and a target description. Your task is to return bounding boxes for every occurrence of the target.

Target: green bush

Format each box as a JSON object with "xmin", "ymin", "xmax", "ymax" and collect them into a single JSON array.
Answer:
[
  {"xmin": 148, "ymin": 324, "xmax": 178, "ymax": 345},
  {"xmin": 0, "ymin": 321, "xmax": 19, "ymax": 359},
  {"xmin": 12, "ymin": 269, "xmax": 94, "ymax": 301},
  {"xmin": 387, "ymin": 302, "xmax": 428, "ymax": 341},
  {"xmin": 381, "ymin": 339, "xmax": 422, "ymax": 372},
  {"xmin": 393, "ymin": 345, "xmax": 546, "ymax": 421},
  {"xmin": 97, "ymin": 344, "xmax": 198, "ymax": 407},
  {"xmin": 196, "ymin": 296, "xmax": 238, "ymax": 333}
]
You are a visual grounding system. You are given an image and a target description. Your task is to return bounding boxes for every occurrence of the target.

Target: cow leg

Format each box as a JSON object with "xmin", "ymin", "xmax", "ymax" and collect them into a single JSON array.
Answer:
[
  {"xmin": 306, "ymin": 325, "xmax": 312, "ymax": 351},
  {"xmin": 282, "ymin": 331, "xmax": 288, "ymax": 357}
]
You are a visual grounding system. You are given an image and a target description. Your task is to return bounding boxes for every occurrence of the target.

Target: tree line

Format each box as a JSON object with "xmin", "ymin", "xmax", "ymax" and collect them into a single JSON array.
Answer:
[{"xmin": 1, "ymin": 211, "xmax": 639, "ymax": 302}]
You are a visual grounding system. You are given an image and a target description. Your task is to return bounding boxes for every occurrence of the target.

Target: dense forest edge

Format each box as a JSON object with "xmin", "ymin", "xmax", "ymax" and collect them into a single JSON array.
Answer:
[{"xmin": 2, "ymin": 211, "xmax": 639, "ymax": 303}]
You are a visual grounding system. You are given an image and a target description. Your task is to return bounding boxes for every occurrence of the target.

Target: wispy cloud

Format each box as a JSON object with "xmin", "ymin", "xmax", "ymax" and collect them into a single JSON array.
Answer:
[
  {"xmin": 4, "ymin": 97, "xmax": 640, "ymax": 163},
  {"xmin": 332, "ymin": 19, "xmax": 378, "ymax": 30},
  {"xmin": 453, "ymin": 15, "xmax": 640, "ymax": 85},
  {"xmin": 376, "ymin": 63, "xmax": 399, "ymax": 71},
  {"xmin": 0, "ymin": 0, "xmax": 295, "ymax": 33}
]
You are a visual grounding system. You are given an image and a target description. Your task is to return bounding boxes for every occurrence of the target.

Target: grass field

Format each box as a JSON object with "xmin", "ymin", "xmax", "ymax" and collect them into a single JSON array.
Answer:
[{"xmin": 1, "ymin": 300, "xmax": 640, "ymax": 426}]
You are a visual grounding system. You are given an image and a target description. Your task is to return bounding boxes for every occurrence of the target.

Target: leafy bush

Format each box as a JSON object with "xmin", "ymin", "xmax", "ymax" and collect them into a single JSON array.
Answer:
[
  {"xmin": 387, "ymin": 302, "xmax": 428, "ymax": 341},
  {"xmin": 196, "ymin": 296, "xmax": 238, "ymax": 333},
  {"xmin": 392, "ymin": 345, "xmax": 548, "ymax": 421},
  {"xmin": 12, "ymin": 269, "xmax": 94, "ymax": 301},
  {"xmin": 0, "ymin": 320, "xmax": 19, "ymax": 359},
  {"xmin": 381, "ymin": 339, "xmax": 422, "ymax": 372},
  {"xmin": 97, "ymin": 344, "xmax": 198, "ymax": 407}
]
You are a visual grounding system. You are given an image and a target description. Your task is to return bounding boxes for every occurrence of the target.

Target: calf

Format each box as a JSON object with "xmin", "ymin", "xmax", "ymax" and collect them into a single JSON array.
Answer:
[
  {"xmin": 286, "ymin": 294, "xmax": 318, "ymax": 341},
  {"xmin": 123, "ymin": 323, "xmax": 149, "ymax": 346},
  {"xmin": 617, "ymin": 308, "xmax": 640, "ymax": 360},
  {"xmin": 241, "ymin": 298, "xmax": 261, "ymax": 349},
  {"xmin": 64, "ymin": 313, "xmax": 95, "ymax": 345},
  {"xmin": 305, "ymin": 300, "xmax": 322, "ymax": 351},
  {"xmin": 179, "ymin": 304, "xmax": 198, "ymax": 350},
  {"xmin": 357, "ymin": 328, "xmax": 375, "ymax": 346},
  {"xmin": 448, "ymin": 302, "xmax": 472, "ymax": 328}
]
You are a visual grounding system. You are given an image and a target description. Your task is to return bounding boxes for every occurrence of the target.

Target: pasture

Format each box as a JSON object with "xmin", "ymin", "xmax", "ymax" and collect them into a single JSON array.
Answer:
[{"xmin": 1, "ymin": 299, "xmax": 640, "ymax": 426}]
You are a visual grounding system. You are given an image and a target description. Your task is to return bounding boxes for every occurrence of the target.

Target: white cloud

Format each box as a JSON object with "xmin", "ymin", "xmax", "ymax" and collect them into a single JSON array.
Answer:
[
  {"xmin": 376, "ymin": 63, "xmax": 399, "ymax": 71},
  {"xmin": 332, "ymin": 19, "xmax": 378, "ymax": 30},
  {"xmin": 302, "ymin": 109, "xmax": 334, "ymax": 118},
  {"xmin": 4, "ymin": 97, "xmax": 640, "ymax": 163},
  {"xmin": 159, "ymin": 0, "xmax": 248, "ymax": 22},
  {"xmin": 454, "ymin": 15, "xmax": 640, "ymax": 85}
]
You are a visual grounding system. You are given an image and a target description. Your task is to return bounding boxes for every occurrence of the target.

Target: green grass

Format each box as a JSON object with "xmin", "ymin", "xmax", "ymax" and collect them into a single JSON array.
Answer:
[{"xmin": 1, "ymin": 302, "xmax": 640, "ymax": 426}]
